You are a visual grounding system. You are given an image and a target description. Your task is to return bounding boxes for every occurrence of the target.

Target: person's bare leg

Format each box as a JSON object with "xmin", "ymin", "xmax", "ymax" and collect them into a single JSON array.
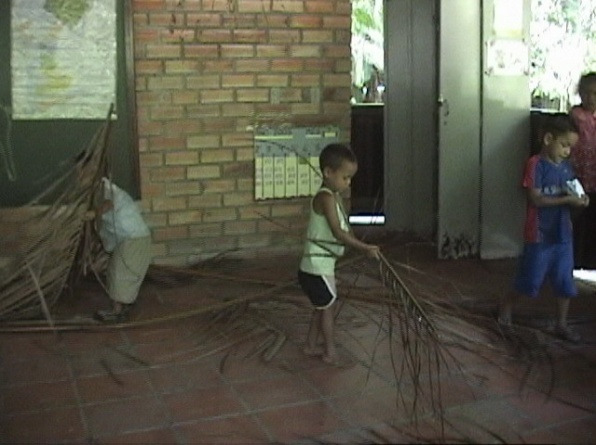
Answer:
[
  {"xmin": 556, "ymin": 298, "xmax": 570, "ymax": 328},
  {"xmin": 555, "ymin": 297, "xmax": 581, "ymax": 342},
  {"xmin": 303, "ymin": 310, "xmax": 324, "ymax": 356},
  {"xmin": 112, "ymin": 301, "xmax": 123, "ymax": 314},
  {"xmin": 498, "ymin": 290, "xmax": 521, "ymax": 325},
  {"xmin": 321, "ymin": 307, "xmax": 338, "ymax": 364}
]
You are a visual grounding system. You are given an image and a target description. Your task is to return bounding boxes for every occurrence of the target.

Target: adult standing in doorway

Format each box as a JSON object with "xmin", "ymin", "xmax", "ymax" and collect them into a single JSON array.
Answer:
[{"xmin": 570, "ymin": 72, "xmax": 596, "ymax": 270}]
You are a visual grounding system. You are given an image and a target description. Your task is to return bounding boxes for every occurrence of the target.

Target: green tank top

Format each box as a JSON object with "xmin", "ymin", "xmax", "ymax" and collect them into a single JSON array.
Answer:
[{"xmin": 299, "ymin": 187, "xmax": 349, "ymax": 276}]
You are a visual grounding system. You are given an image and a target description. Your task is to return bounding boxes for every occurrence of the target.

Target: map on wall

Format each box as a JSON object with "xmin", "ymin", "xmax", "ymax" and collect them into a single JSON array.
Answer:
[{"xmin": 11, "ymin": 0, "xmax": 116, "ymax": 120}]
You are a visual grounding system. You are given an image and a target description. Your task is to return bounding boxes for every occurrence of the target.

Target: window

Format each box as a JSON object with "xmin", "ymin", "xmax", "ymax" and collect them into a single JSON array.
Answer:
[{"xmin": 351, "ymin": 0, "xmax": 384, "ymax": 104}]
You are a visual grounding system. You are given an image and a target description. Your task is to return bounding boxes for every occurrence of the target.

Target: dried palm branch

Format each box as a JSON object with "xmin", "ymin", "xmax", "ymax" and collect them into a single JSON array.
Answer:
[{"xmin": 0, "ymin": 105, "xmax": 112, "ymax": 321}]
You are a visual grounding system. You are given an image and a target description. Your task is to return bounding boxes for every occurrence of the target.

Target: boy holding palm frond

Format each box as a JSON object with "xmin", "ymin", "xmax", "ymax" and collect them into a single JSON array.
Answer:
[{"xmin": 298, "ymin": 143, "xmax": 380, "ymax": 366}]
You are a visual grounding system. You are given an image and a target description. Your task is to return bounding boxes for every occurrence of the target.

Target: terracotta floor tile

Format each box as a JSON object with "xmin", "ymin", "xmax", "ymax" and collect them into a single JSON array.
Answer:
[
  {"xmin": 446, "ymin": 398, "xmax": 536, "ymax": 441},
  {"xmin": 506, "ymin": 390, "xmax": 593, "ymax": 426},
  {"xmin": 176, "ymin": 414, "xmax": 271, "ymax": 443},
  {"xmin": 95, "ymin": 427, "xmax": 180, "ymax": 444},
  {"xmin": 329, "ymin": 387, "xmax": 405, "ymax": 428},
  {"xmin": 84, "ymin": 396, "xmax": 170, "ymax": 439},
  {"xmin": 302, "ymin": 362, "xmax": 390, "ymax": 398},
  {"xmin": 255, "ymin": 400, "xmax": 350, "ymax": 443},
  {"xmin": 76, "ymin": 369, "xmax": 153, "ymax": 404},
  {"xmin": 58, "ymin": 330, "xmax": 127, "ymax": 354},
  {"xmin": 2, "ymin": 407, "xmax": 86, "ymax": 443},
  {"xmin": 163, "ymin": 385, "xmax": 246, "ymax": 423},
  {"xmin": 523, "ymin": 417, "xmax": 596, "ymax": 444},
  {"xmin": 132, "ymin": 336, "xmax": 201, "ymax": 365},
  {"xmin": 2, "ymin": 353, "xmax": 71, "ymax": 386},
  {"xmin": 232, "ymin": 374, "xmax": 320, "ymax": 410},
  {"xmin": 149, "ymin": 359, "xmax": 223, "ymax": 394},
  {"xmin": 0, "ymin": 333, "xmax": 64, "ymax": 361},
  {"xmin": 2, "ymin": 380, "xmax": 78, "ymax": 414},
  {"xmin": 219, "ymin": 353, "xmax": 295, "ymax": 382},
  {"xmin": 69, "ymin": 346, "xmax": 150, "ymax": 378},
  {"xmin": 123, "ymin": 323, "xmax": 194, "ymax": 344}
]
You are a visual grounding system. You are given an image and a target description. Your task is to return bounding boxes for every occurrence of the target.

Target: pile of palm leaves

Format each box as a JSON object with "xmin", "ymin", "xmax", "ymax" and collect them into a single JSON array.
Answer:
[{"xmin": 0, "ymin": 109, "xmax": 110, "ymax": 321}]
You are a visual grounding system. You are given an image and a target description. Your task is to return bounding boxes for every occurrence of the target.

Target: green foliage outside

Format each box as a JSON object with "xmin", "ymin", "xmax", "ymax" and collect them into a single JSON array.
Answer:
[
  {"xmin": 530, "ymin": 0, "xmax": 595, "ymax": 110},
  {"xmin": 351, "ymin": 0, "xmax": 596, "ymax": 109}
]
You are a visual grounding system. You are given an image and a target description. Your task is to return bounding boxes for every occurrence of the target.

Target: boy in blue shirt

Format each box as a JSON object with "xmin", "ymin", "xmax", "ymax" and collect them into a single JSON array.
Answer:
[{"xmin": 498, "ymin": 114, "xmax": 589, "ymax": 342}]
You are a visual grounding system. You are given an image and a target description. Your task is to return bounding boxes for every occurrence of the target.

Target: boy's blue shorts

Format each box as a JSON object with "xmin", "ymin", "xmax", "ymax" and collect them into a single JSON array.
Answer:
[{"xmin": 514, "ymin": 242, "xmax": 577, "ymax": 298}]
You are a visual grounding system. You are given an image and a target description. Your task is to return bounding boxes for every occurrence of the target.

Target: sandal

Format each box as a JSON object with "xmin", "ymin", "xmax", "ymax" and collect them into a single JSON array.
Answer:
[{"xmin": 555, "ymin": 325, "xmax": 581, "ymax": 343}]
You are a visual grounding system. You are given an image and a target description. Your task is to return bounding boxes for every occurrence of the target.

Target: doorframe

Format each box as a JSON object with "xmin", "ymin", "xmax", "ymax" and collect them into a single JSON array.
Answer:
[{"xmin": 383, "ymin": 0, "xmax": 438, "ymax": 238}]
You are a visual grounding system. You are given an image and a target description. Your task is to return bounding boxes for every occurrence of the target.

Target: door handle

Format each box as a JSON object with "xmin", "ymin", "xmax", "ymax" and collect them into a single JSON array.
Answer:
[{"xmin": 438, "ymin": 95, "xmax": 450, "ymax": 117}]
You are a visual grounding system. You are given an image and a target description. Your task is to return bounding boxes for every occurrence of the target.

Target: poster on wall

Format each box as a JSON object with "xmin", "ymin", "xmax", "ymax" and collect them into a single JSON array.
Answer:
[{"xmin": 11, "ymin": 0, "xmax": 116, "ymax": 120}]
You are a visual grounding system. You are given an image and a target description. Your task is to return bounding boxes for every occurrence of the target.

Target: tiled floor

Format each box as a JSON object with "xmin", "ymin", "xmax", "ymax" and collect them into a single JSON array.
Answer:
[{"xmin": 1, "ymin": 232, "xmax": 595, "ymax": 444}]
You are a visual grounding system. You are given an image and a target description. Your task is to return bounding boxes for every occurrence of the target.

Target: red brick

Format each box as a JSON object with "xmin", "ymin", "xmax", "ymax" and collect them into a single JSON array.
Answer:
[
  {"xmin": 168, "ymin": 210, "xmax": 203, "ymax": 225},
  {"xmin": 233, "ymin": 60, "xmax": 269, "ymax": 74},
  {"xmin": 291, "ymin": 74, "xmax": 319, "ymax": 87},
  {"xmin": 165, "ymin": 181, "xmax": 204, "ymax": 196},
  {"xmin": 290, "ymin": 45, "xmax": 322, "ymax": 58},
  {"xmin": 237, "ymin": 89, "xmax": 270, "ymax": 103},
  {"xmin": 256, "ymin": 45, "xmax": 289, "ymax": 58},
  {"xmin": 323, "ymin": 16, "xmax": 350, "ymax": 28},
  {"xmin": 237, "ymin": 1, "xmax": 272, "ymax": 13},
  {"xmin": 200, "ymin": 149, "xmax": 234, "ymax": 163},
  {"xmin": 172, "ymin": 91, "xmax": 199, "ymax": 104},
  {"xmin": 304, "ymin": 1, "xmax": 335, "ymax": 13},
  {"xmin": 186, "ymin": 13, "xmax": 222, "ymax": 27},
  {"xmin": 224, "ymin": 220, "xmax": 257, "ymax": 235},
  {"xmin": 165, "ymin": 151, "xmax": 199, "ymax": 165},
  {"xmin": 186, "ymin": 75, "xmax": 220, "ymax": 89},
  {"xmin": 290, "ymin": 15, "xmax": 323, "ymax": 28},
  {"xmin": 269, "ymin": 30, "xmax": 301, "ymax": 43},
  {"xmin": 152, "ymin": 197, "xmax": 187, "ymax": 211},
  {"xmin": 134, "ymin": 0, "xmax": 166, "ymax": 11},
  {"xmin": 203, "ymin": 208, "xmax": 238, "ymax": 223},
  {"xmin": 200, "ymin": 29, "xmax": 233, "ymax": 43},
  {"xmin": 257, "ymin": 14, "xmax": 291, "ymax": 28},
  {"xmin": 153, "ymin": 226, "xmax": 189, "ymax": 242},
  {"xmin": 257, "ymin": 74, "xmax": 289, "ymax": 87},
  {"xmin": 183, "ymin": 44, "xmax": 220, "ymax": 58},
  {"xmin": 222, "ymin": 74, "xmax": 255, "ymax": 88},
  {"xmin": 187, "ymin": 165, "xmax": 221, "ymax": 179},
  {"xmin": 165, "ymin": 60, "xmax": 199, "ymax": 74},
  {"xmin": 233, "ymin": 29, "xmax": 268, "ymax": 43},
  {"xmin": 202, "ymin": 179, "xmax": 237, "ymax": 193},
  {"xmin": 271, "ymin": 58, "xmax": 304, "ymax": 72},
  {"xmin": 162, "ymin": 120, "xmax": 203, "ymax": 135},
  {"xmin": 200, "ymin": 90, "xmax": 234, "ymax": 103},
  {"xmin": 149, "ymin": 136, "xmax": 186, "ymax": 151},
  {"xmin": 198, "ymin": 0, "xmax": 230, "ymax": 12},
  {"xmin": 146, "ymin": 44, "xmax": 182, "ymax": 58},
  {"xmin": 149, "ymin": 12, "xmax": 184, "ymax": 26},
  {"xmin": 302, "ymin": 30, "xmax": 333, "ymax": 43},
  {"xmin": 272, "ymin": 1, "xmax": 304, "ymax": 13},
  {"xmin": 221, "ymin": 44, "xmax": 255, "ymax": 58},
  {"xmin": 221, "ymin": 103, "xmax": 255, "ymax": 117},
  {"xmin": 150, "ymin": 166, "xmax": 186, "ymax": 182}
]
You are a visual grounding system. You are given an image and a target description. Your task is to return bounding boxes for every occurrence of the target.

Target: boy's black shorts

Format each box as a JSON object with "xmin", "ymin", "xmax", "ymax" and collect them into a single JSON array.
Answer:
[{"xmin": 297, "ymin": 270, "xmax": 337, "ymax": 309}]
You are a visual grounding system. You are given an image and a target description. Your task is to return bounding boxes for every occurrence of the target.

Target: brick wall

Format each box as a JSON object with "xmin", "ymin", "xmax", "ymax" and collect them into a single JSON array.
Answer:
[{"xmin": 132, "ymin": 0, "xmax": 353, "ymax": 264}]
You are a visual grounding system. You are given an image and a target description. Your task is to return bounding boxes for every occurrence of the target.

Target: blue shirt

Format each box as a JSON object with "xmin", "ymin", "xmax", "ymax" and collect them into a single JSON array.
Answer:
[{"xmin": 522, "ymin": 155, "xmax": 574, "ymax": 244}]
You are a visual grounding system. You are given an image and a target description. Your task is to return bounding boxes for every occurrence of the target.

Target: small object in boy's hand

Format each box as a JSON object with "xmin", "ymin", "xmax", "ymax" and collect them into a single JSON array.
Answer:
[{"xmin": 566, "ymin": 178, "xmax": 585, "ymax": 198}]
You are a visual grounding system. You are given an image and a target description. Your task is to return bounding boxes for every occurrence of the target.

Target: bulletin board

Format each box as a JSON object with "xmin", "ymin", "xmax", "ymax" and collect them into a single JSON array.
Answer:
[{"xmin": 254, "ymin": 126, "xmax": 339, "ymax": 200}]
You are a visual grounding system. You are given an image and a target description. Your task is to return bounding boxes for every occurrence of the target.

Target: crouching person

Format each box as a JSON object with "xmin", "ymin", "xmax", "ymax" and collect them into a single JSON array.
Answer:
[{"xmin": 94, "ymin": 177, "xmax": 151, "ymax": 323}]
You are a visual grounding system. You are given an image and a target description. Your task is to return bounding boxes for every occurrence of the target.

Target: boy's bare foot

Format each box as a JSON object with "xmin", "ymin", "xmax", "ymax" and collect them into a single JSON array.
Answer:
[{"xmin": 302, "ymin": 345, "xmax": 324, "ymax": 357}]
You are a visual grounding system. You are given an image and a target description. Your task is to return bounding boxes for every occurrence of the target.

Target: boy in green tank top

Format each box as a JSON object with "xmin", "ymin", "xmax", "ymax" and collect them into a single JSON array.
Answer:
[{"xmin": 298, "ymin": 143, "xmax": 380, "ymax": 366}]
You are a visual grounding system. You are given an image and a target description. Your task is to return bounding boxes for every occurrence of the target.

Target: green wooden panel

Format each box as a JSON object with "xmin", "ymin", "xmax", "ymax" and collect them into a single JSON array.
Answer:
[{"xmin": 0, "ymin": 1, "xmax": 137, "ymax": 207}]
